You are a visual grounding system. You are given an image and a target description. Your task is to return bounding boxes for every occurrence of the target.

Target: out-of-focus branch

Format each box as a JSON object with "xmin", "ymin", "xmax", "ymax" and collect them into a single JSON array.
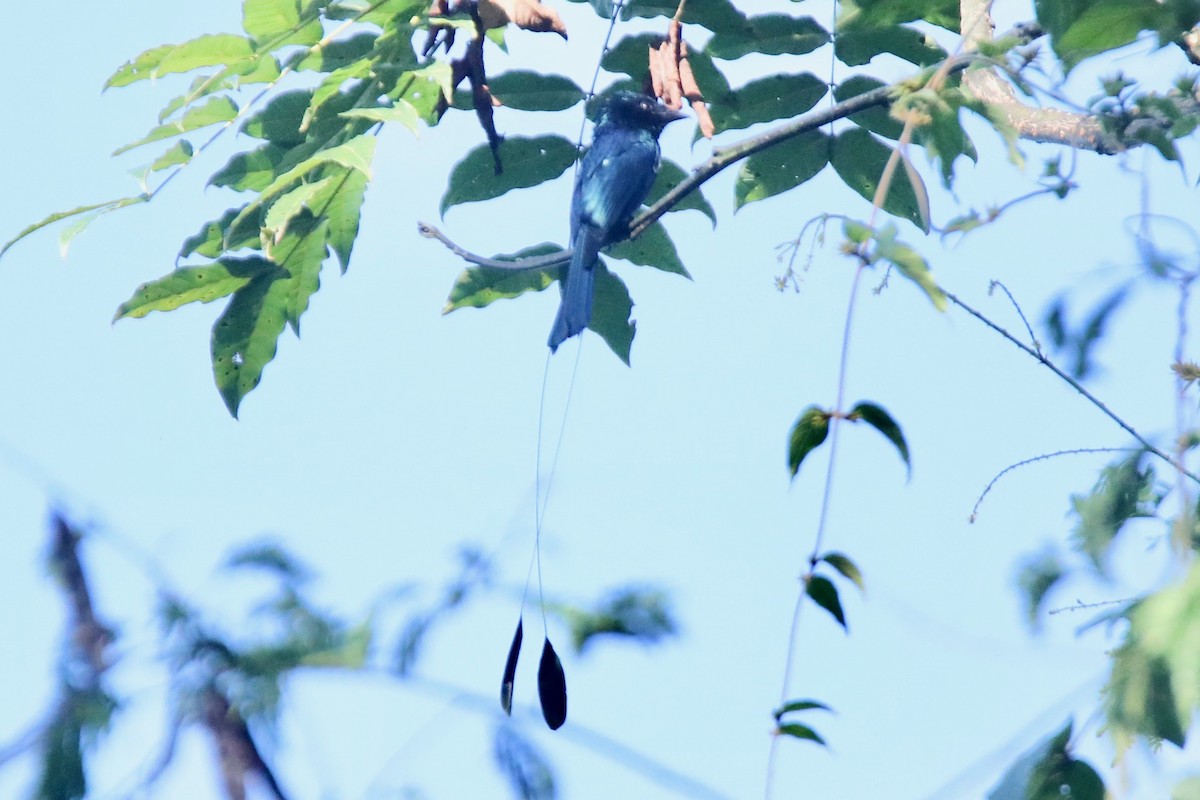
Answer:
[
  {"xmin": 202, "ymin": 688, "xmax": 289, "ymax": 800},
  {"xmin": 959, "ymin": 0, "xmax": 1124, "ymax": 153},
  {"xmin": 50, "ymin": 514, "xmax": 114, "ymax": 679}
]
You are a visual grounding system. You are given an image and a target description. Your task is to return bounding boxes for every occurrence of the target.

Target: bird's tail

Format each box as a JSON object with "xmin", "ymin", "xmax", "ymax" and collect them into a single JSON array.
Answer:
[{"xmin": 548, "ymin": 225, "xmax": 602, "ymax": 352}]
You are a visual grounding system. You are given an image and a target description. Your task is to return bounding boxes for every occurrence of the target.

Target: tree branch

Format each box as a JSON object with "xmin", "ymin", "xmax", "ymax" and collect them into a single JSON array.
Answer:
[
  {"xmin": 959, "ymin": 1, "xmax": 1126, "ymax": 153},
  {"xmin": 945, "ymin": 290, "xmax": 1200, "ymax": 485}
]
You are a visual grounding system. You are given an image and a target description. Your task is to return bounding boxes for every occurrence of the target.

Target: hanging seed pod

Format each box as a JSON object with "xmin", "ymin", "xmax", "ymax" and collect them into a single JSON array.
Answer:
[
  {"xmin": 537, "ymin": 636, "xmax": 567, "ymax": 730},
  {"xmin": 500, "ymin": 618, "xmax": 523, "ymax": 715}
]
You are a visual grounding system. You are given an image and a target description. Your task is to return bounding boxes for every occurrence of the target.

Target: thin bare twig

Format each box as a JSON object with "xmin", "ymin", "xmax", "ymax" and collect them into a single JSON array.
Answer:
[
  {"xmin": 945, "ymin": 290, "xmax": 1200, "ymax": 485},
  {"xmin": 988, "ymin": 280, "xmax": 1041, "ymax": 353},
  {"xmin": 969, "ymin": 447, "xmax": 1136, "ymax": 521},
  {"xmin": 418, "ymin": 221, "xmax": 570, "ymax": 270}
]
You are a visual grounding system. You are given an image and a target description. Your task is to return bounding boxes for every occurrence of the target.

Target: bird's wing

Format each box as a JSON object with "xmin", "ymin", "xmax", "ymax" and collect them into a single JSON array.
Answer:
[{"xmin": 574, "ymin": 131, "xmax": 659, "ymax": 238}]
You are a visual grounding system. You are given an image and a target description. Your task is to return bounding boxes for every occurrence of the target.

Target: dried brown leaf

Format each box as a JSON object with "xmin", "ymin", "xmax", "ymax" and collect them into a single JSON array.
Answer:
[{"xmin": 480, "ymin": 0, "xmax": 568, "ymax": 38}]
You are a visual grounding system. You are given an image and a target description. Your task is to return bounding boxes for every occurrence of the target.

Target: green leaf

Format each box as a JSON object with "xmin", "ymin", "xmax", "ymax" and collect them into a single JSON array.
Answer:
[
  {"xmin": 1107, "ymin": 643, "xmax": 1187, "ymax": 747},
  {"xmin": 0, "ymin": 195, "xmax": 148, "ymax": 260},
  {"xmin": 211, "ymin": 270, "xmax": 293, "ymax": 417},
  {"xmin": 443, "ymin": 245, "xmax": 560, "ymax": 311},
  {"xmin": 179, "ymin": 206, "xmax": 263, "ymax": 259},
  {"xmin": 1044, "ymin": 0, "xmax": 1164, "ymax": 72},
  {"xmin": 820, "ymin": 552, "xmax": 865, "ymax": 592},
  {"xmin": 831, "ymin": 127, "xmax": 929, "ymax": 230},
  {"xmin": 622, "ymin": 0, "xmax": 748, "ymax": 33},
  {"xmin": 243, "ymin": 0, "xmax": 322, "ymax": 46},
  {"xmin": 1070, "ymin": 450, "xmax": 1157, "ymax": 574},
  {"xmin": 391, "ymin": 62, "xmax": 454, "ymax": 125},
  {"xmin": 242, "ymin": 89, "xmax": 316, "ymax": 146},
  {"xmin": 1016, "ymin": 547, "xmax": 1065, "ymax": 631},
  {"xmin": 323, "ymin": 168, "xmax": 369, "ymax": 272},
  {"xmin": 231, "ymin": 134, "xmax": 376, "ymax": 232},
  {"xmin": 588, "ymin": 262, "xmax": 636, "ymax": 365},
  {"xmin": 306, "ymin": 62, "xmax": 377, "ymax": 129},
  {"xmin": 149, "ymin": 140, "xmax": 195, "ymax": 172},
  {"xmin": 788, "ymin": 405, "xmax": 831, "ymax": 479},
  {"xmin": 775, "ymin": 722, "xmax": 827, "ymax": 745},
  {"xmin": 735, "ymin": 130, "xmax": 831, "ymax": 209},
  {"xmin": 292, "ymin": 32, "xmax": 379, "ymax": 71},
  {"xmin": 301, "ymin": 617, "xmax": 373, "ymax": 668},
  {"xmin": 988, "ymin": 720, "xmax": 1106, "ymax": 800},
  {"xmin": 210, "ymin": 143, "xmax": 287, "ymax": 193},
  {"xmin": 606, "ymin": 221, "xmax": 689, "ymax": 278},
  {"xmin": 601, "ymin": 33, "xmax": 664, "ymax": 80},
  {"xmin": 870, "ymin": 224, "xmax": 943, "ymax": 308},
  {"xmin": 113, "ymin": 96, "xmax": 239, "ymax": 155},
  {"xmin": 773, "ymin": 699, "xmax": 833, "ymax": 720},
  {"xmin": 649, "ymin": 161, "xmax": 715, "ymax": 225},
  {"xmin": 488, "ymin": 71, "xmax": 585, "ymax": 111},
  {"xmin": 340, "ymin": 101, "xmax": 422, "ymax": 134},
  {"xmin": 848, "ymin": 401, "xmax": 911, "ymax": 476},
  {"xmin": 106, "ymin": 34, "xmax": 257, "ymax": 88},
  {"xmin": 838, "ymin": 0, "xmax": 959, "ymax": 30},
  {"xmin": 1105, "ymin": 562, "xmax": 1200, "ymax": 749},
  {"xmin": 565, "ymin": 587, "xmax": 677, "ymax": 652},
  {"xmin": 708, "ymin": 72, "xmax": 827, "ymax": 134},
  {"xmin": 440, "ymin": 135, "xmax": 576, "ymax": 214},
  {"xmin": 806, "ymin": 575, "xmax": 847, "ymax": 630},
  {"xmin": 835, "ymin": 25, "xmax": 946, "ymax": 66},
  {"xmin": 114, "ymin": 256, "xmax": 278, "ymax": 320},
  {"xmin": 1173, "ymin": 777, "xmax": 1200, "ymax": 800},
  {"xmin": 271, "ymin": 215, "xmax": 330, "ymax": 333},
  {"xmin": 903, "ymin": 86, "xmax": 980, "ymax": 187},
  {"xmin": 157, "ymin": 75, "xmax": 235, "ymax": 123},
  {"xmin": 264, "ymin": 178, "xmax": 335, "ymax": 239},
  {"xmin": 834, "ymin": 76, "xmax": 903, "ymax": 139},
  {"xmin": 706, "ymin": 15, "xmax": 830, "ymax": 59}
]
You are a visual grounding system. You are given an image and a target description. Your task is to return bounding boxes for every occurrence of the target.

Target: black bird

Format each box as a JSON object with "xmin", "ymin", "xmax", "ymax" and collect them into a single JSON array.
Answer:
[{"xmin": 548, "ymin": 91, "xmax": 684, "ymax": 351}]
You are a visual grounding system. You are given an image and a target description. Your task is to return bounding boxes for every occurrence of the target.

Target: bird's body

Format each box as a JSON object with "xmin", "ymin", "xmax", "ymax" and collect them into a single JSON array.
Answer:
[{"xmin": 548, "ymin": 92, "xmax": 683, "ymax": 351}]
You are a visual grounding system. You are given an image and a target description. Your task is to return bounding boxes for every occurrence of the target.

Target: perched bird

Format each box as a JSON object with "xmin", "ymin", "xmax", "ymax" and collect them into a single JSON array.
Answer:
[{"xmin": 548, "ymin": 91, "xmax": 684, "ymax": 352}]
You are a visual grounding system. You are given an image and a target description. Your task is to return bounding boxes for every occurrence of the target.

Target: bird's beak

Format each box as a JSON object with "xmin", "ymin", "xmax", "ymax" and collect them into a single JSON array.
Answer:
[{"xmin": 659, "ymin": 106, "xmax": 687, "ymax": 124}]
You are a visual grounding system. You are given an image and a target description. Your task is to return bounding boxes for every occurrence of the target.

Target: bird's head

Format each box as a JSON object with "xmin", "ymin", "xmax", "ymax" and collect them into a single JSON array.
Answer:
[{"xmin": 600, "ymin": 90, "xmax": 686, "ymax": 135}]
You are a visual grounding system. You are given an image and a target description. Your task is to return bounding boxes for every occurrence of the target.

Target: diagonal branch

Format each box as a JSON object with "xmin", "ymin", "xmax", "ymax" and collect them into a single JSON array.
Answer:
[{"xmin": 945, "ymin": 290, "xmax": 1200, "ymax": 485}]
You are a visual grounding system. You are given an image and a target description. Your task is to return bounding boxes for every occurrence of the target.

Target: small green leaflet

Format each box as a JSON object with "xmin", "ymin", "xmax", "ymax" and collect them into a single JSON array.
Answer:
[
  {"xmin": 606, "ymin": 220, "xmax": 690, "ymax": 278},
  {"xmin": 987, "ymin": 720, "xmax": 1106, "ymax": 800},
  {"xmin": 487, "ymin": 71, "xmax": 585, "ymax": 112},
  {"xmin": 707, "ymin": 72, "xmax": 827, "ymax": 134},
  {"xmin": 788, "ymin": 405, "xmax": 831, "ymax": 479},
  {"xmin": 820, "ymin": 551, "xmax": 865, "ymax": 593},
  {"xmin": 847, "ymin": 401, "xmax": 911, "ymax": 478},
  {"xmin": 735, "ymin": 130, "xmax": 831, "ymax": 209},
  {"xmin": 113, "ymin": 96, "xmax": 239, "ymax": 156},
  {"xmin": 341, "ymin": 102, "xmax": 422, "ymax": 134},
  {"xmin": 442, "ymin": 244, "xmax": 561, "ymax": 311},
  {"xmin": 211, "ymin": 271, "xmax": 292, "ymax": 417},
  {"xmin": 706, "ymin": 14, "xmax": 830, "ymax": 59},
  {"xmin": 114, "ymin": 256, "xmax": 279, "ymax": 321},
  {"xmin": 831, "ymin": 128, "xmax": 930, "ymax": 231},
  {"xmin": 106, "ymin": 34, "xmax": 256, "ymax": 88},
  {"xmin": 805, "ymin": 575, "xmax": 848, "ymax": 631},
  {"xmin": 649, "ymin": 161, "xmax": 716, "ymax": 225},
  {"xmin": 440, "ymin": 135, "xmax": 577, "ymax": 214},
  {"xmin": 0, "ymin": 195, "xmax": 148, "ymax": 259},
  {"xmin": 587, "ymin": 262, "xmax": 636, "ymax": 365}
]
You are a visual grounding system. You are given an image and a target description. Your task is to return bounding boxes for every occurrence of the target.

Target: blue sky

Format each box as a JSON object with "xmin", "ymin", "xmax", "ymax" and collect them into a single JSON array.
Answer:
[{"xmin": 2, "ymin": 1, "xmax": 1198, "ymax": 798}]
